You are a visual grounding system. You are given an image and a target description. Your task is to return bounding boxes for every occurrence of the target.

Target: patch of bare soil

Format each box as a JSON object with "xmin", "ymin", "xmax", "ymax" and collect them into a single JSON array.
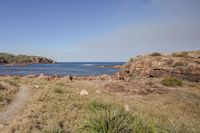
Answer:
[
  {"xmin": 104, "ymin": 80, "xmax": 170, "ymax": 95},
  {"xmin": 0, "ymin": 86, "xmax": 31, "ymax": 125},
  {"xmin": 89, "ymin": 79, "xmax": 169, "ymax": 95}
]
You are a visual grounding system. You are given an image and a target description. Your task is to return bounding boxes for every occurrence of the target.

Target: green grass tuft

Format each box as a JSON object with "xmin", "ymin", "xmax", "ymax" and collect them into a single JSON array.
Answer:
[
  {"xmin": 150, "ymin": 52, "xmax": 162, "ymax": 56},
  {"xmin": 42, "ymin": 122, "xmax": 65, "ymax": 133},
  {"xmin": 54, "ymin": 87, "xmax": 64, "ymax": 94},
  {"xmin": 90, "ymin": 101, "xmax": 112, "ymax": 111},
  {"xmin": 172, "ymin": 52, "xmax": 188, "ymax": 58},
  {"xmin": 0, "ymin": 84, "xmax": 5, "ymax": 90},
  {"xmin": 85, "ymin": 101, "xmax": 168, "ymax": 133},
  {"xmin": 129, "ymin": 58, "xmax": 134, "ymax": 62},
  {"xmin": 172, "ymin": 62, "xmax": 184, "ymax": 68},
  {"xmin": 0, "ymin": 93, "xmax": 4, "ymax": 102},
  {"xmin": 86, "ymin": 103, "xmax": 133, "ymax": 133},
  {"xmin": 161, "ymin": 77, "xmax": 182, "ymax": 87}
]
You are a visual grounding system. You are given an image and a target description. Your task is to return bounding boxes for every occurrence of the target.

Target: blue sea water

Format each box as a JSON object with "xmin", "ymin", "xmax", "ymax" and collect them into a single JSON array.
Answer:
[{"xmin": 0, "ymin": 62, "xmax": 124, "ymax": 76}]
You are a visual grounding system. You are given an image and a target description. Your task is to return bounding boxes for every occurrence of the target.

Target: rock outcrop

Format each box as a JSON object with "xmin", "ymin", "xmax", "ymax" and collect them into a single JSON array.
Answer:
[
  {"xmin": 120, "ymin": 51, "xmax": 200, "ymax": 82},
  {"xmin": 0, "ymin": 53, "xmax": 55, "ymax": 65}
]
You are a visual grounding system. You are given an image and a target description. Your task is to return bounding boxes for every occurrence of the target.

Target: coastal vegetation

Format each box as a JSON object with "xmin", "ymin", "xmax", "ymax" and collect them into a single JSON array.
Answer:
[
  {"xmin": 0, "ymin": 50, "xmax": 199, "ymax": 132},
  {"xmin": 161, "ymin": 77, "xmax": 182, "ymax": 87},
  {"xmin": 0, "ymin": 53, "xmax": 54, "ymax": 65},
  {"xmin": 0, "ymin": 76, "xmax": 199, "ymax": 132},
  {"xmin": 150, "ymin": 52, "xmax": 162, "ymax": 56},
  {"xmin": 0, "ymin": 80, "xmax": 19, "ymax": 109}
]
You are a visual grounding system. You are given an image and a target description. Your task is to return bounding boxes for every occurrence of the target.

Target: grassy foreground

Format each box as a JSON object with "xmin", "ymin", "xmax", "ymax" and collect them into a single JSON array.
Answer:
[{"xmin": 0, "ymin": 76, "xmax": 200, "ymax": 133}]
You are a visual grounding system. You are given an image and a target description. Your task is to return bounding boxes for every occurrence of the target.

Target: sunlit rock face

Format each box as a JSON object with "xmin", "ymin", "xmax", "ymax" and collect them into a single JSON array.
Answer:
[{"xmin": 120, "ymin": 51, "xmax": 200, "ymax": 82}]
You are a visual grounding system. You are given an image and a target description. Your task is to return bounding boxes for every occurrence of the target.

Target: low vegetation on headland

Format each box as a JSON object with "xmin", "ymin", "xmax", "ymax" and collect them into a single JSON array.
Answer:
[
  {"xmin": 0, "ymin": 50, "xmax": 199, "ymax": 133},
  {"xmin": 0, "ymin": 53, "xmax": 55, "ymax": 66}
]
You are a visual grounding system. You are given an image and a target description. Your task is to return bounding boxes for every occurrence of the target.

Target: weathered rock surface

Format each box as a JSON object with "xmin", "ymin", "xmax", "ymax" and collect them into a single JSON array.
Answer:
[{"xmin": 120, "ymin": 51, "xmax": 200, "ymax": 82}]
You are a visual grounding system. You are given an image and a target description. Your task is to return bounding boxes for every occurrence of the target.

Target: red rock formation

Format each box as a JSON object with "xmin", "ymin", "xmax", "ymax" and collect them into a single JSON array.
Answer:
[{"xmin": 120, "ymin": 51, "xmax": 200, "ymax": 82}]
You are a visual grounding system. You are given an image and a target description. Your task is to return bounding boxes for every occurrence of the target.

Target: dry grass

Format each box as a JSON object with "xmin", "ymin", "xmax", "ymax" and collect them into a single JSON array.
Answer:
[
  {"xmin": 0, "ymin": 77, "xmax": 199, "ymax": 133},
  {"xmin": 0, "ymin": 78, "xmax": 19, "ymax": 110}
]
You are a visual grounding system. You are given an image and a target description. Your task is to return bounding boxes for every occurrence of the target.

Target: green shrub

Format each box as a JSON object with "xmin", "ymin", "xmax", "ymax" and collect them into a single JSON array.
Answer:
[
  {"xmin": 86, "ymin": 101, "xmax": 168, "ymax": 133},
  {"xmin": 0, "ymin": 93, "xmax": 4, "ymax": 102},
  {"xmin": 54, "ymin": 87, "xmax": 64, "ymax": 94},
  {"xmin": 129, "ymin": 58, "xmax": 134, "ymax": 62},
  {"xmin": 172, "ymin": 62, "xmax": 184, "ymax": 68},
  {"xmin": 131, "ymin": 117, "xmax": 167, "ymax": 133},
  {"xmin": 87, "ymin": 104, "xmax": 133, "ymax": 133},
  {"xmin": 150, "ymin": 52, "xmax": 162, "ymax": 56},
  {"xmin": 161, "ymin": 77, "xmax": 182, "ymax": 87},
  {"xmin": 90, "ymin": 101, "xmax": 112, "ymax": 111},
  {"xmin": 0, "ymin": 84, "xmax": 5, "ymax": 90},
  {"xmin": 172, "ymin": 52, "xmax": 188, "ymax": 58}
]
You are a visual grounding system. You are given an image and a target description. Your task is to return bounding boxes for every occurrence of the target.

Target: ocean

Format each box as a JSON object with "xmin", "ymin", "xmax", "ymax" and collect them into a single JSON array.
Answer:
[{"xmin": 0, "ymin": 62, "xmax": 124, "ymax": 76}]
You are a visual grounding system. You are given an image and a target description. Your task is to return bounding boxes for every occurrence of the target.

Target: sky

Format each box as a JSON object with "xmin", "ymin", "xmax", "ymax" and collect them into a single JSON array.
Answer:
[{"xmin": 0, "ymin": 0, "xmax": 200, "ymax": 62}]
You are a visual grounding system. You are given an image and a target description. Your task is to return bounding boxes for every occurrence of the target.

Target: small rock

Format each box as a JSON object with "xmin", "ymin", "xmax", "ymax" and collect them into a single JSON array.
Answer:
[
  {"xmin": 35, "ymin": 85, "xmax": 40, "ymax": 89},
  {"xmin": 39, "ymin": 73, "xmax": 45, "ymax": 78},
  {"xmin": 80, "ymin": 90, "xmax": 88, "ymax": 96},
  {"xmin": 95, "ymin": 90, "xmax": 101, "ymax": 94},
  {"xmin": 38, "ymin": 73, "xmax": 49, "ymax": 79},
  {"xmin": 124, "ymin": 104, "xmax": 130, "ymax": 112}
]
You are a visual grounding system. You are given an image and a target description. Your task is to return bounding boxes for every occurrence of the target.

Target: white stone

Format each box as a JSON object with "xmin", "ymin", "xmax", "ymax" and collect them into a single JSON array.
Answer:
[
  {"xmin": 80, "ymin": 90, "xmax": 88, "ymax": 96},
  {"xmin": 95, "ymin": 90, "xmax": 101, "ymax": 94},
  {"xmin": 124, "ymin": 104, "xmax": 130, "ymax": 112},
  {"xmin": 35, "ymin": 85, "xmax": 40, "ymax": 89}
]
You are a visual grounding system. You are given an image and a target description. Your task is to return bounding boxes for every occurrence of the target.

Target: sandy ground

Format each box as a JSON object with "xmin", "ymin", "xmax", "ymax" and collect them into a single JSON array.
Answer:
[{"xmin": 0, "ymin": 86, "xmax": 31, "ymax": 125}]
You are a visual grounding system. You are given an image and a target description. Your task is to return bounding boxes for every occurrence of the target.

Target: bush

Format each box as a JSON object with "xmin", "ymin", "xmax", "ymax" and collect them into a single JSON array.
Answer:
[
  {"xmin": 172, "ymin": 52, "xmax": 188, "ymax": 58},
  {"xmin": 129, "ymin": 58, "xmax": 134, "ymax": 62},
  {"xmin": 0, "ymin": 93, "xmax": 4, "ymax": 102},
  {"xmin": 90, "ymin": 101, "xmax": 112, "ymax": 111},
  {"xmin": 150, "ymin": 52, "xmax": 162, "ymax": 56},
  {"xmin": 85, "ymin": 101, "xmax": 168, "ymax": 133},
  {"xmin": 54, "ymin": 87, "xmax": 64, "ymax": 94},
  {"xmin": 87, "ymin": 102, "xmax": 133, "ymax": 133},
  {"xmin": 0, "ymin": 84, "xmax": 5, "ymax": 90},
  {"xmin": 172, "ymin": 62, "xmax": 184, "ymax": 68},
  {"xmin": 161, "ymin": 77, "xmax": 182, "ymax": 87}
]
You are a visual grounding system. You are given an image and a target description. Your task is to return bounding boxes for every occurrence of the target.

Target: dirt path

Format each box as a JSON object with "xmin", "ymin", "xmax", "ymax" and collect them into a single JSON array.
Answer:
[{"xmin": 0, "ymin": 86, "xmax": 31, "ymax": 124}]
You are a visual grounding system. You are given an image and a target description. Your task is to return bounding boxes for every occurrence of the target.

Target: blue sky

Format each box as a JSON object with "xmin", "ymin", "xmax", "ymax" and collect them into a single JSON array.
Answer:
[{"xmin": 0, "ymin": 0, "xmax": 200, "ymax": 62}]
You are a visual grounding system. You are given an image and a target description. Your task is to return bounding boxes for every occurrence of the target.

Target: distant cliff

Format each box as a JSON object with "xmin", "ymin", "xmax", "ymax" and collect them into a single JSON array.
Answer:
[
  {"xmin": 119, "ymin": 50, "xmax": 200, "ymax": 82},
  {"xmin": 0, "ymin": 53, "xmax": 55, "ymax": 66}
]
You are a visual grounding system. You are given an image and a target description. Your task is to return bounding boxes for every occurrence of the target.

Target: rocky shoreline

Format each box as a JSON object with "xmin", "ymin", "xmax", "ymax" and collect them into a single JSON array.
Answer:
[
  {"xmin": 1, "ymin": 50, "xmax": 199, "ymax": 82},
  {"xmin": 0, "ymin": 73, "xmax": 119, "ymax": 81},
  {"xmin": 119, "ymin": 50, "xmax": 200, "ymax": 82}
]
